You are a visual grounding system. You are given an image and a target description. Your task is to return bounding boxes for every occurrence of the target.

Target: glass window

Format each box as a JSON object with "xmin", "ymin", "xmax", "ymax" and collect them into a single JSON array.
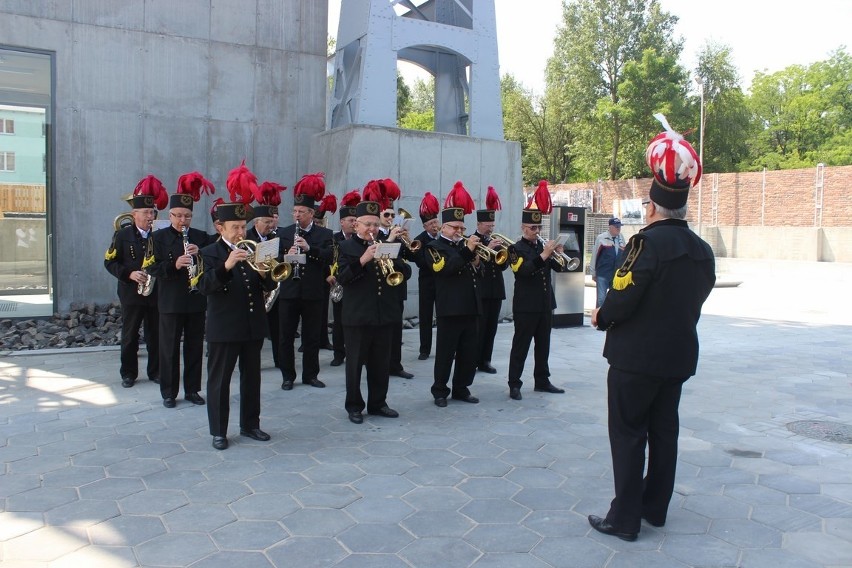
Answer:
[{"xmin": 0, "ymin": 151, "xmax": 15, "ymax": 171}]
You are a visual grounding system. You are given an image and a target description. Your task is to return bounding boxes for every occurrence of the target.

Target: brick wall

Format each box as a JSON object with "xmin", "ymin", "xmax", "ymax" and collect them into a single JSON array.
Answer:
[{"xmin": 549, "ymin": 165, "xmax": 852, "ymax": 228}]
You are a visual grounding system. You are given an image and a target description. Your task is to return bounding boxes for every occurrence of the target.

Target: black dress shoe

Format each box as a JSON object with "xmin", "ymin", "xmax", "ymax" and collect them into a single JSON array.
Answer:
[
  {"xmin": 509, "ymin": 388, "xmax": 522, "ymax": 400},
  {"xmin": 418, "ymin": 353, "xmax": 429, "ymax": 360},
  {"xmin": 149, "ymin": 376, "xmax": 161, "ymax": 384},
  {"xmin": 281, "ymin": 380, "xmax": 294, "ymax": 390},
  {"xmin": 478, "ymin": 363, "xmax": 497, "ymax": 374},
  {"xmin": 368, "ymin": 406, "xmax": 399, "ymax": 418},
  {"xmin": 348, "ymin": 411, "xmax": 363, "ymax": 424},
  {"xmin": 588, "ymin": 515, "xmax": 638, "ymax": 542},
  {"xmin": 643, "ymin": 516, "xmax": 665, "ymax": 528},
  {"xmin": 534, "ymin": 384, "xmax": 565, "ymax": 394},
  {"xmin": 391, "ymin": 370, "xmax": 414, "ymax": 379},
  {"xmin": 330, "ymin": 357, "xmax": 344, "ymax": 367},
  {"xmin": 240, "ymin": 428, "xmax": 271, "ymax": 441},
  {"xmin": 321, "ymin": 342, "xmax": 334, "ymax": 351},
  {"xmin": 303, "ymin": 378, "xmax": 326, "ymax": 388},
  {"xmin": 451, "ymin": 394, "xmax": 479, "ymax": 404},
  {"xmin": 212, "ymin": 436, "xmax": 228, "ymax": 450},
  {"xmin": 185, "ymin": 392, "xmax": 205, "ymax": 405},
  {"xmin": 121, "ymin": 376, "xmax": 135, "ymax": 388},
  {"xmin": 434, "ymin": 398, "xmax": 448, "ymax": 407},
  {"xmin": 163, "ymin": 397, "xmax": 176, "ymax": 408}
]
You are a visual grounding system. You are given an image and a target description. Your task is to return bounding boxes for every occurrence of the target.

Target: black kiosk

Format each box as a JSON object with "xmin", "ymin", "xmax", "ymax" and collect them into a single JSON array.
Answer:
[{"xmin": 549, "ymin": 206, "xmax": 585, "ymax": 327}]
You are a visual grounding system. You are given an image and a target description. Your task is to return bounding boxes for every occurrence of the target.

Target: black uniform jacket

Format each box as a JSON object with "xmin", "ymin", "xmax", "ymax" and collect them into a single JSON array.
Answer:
[
  {"xmin": 246, "ymin": 226, "xmax": 275, "ymax": 243},
  {"xmin": 377, "ymin": 227, "xmax": 416, "ymax": 301},
  {"xmin": 412, "ymin": 230, "xmax": 437, "ymax": 284},
  {"xmin": 596, "ymin": 218, "xmax": 716, "ymax": 378},
  {"xmin": 276, "ymin": 222, "xmax": 333, "ymax": 301},
  {"xmin": 509, "ymin": 237, "xmax": 565, "ymax": 313},
  {"xmin": 337, "ymin": 235, "xmax": 412, "ymax": 326},
  {"xmin": 149, "ymin": 226, "xmax": 212, "ymax": 313},
  {"xmin": 104, "ymin": 225, "xmax": 158, "ymax": 307},
  {"xmin": 426, "ymin": 236, "xmax": 481, "ymax": 318},
  {"xmin": 474, "ymin": 231, "xmax": 508, "ymax": 300},
  {"xmin": 199, "ymin": 239, "xmax": 277, "ymax": 343}
]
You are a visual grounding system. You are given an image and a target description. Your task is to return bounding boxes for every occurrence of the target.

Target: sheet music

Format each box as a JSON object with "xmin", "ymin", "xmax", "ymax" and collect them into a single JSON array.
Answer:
[
  {"xmin": 255, "ymin": 238, "xmax": 279, "ymax": 263},
  {"xmin": 283, "ymin": 254, "xmax": 307, "ymax": 265},
  {"xmin": 375, "ymin": 242, "xmax": 402, "ymax": 259}
]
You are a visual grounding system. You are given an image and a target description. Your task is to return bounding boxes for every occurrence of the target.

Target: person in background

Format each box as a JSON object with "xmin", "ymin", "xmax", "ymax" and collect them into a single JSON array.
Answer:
[
  {"xmin": 330, "ymin": 190, "xmax": 361, "ymax": 367},
  {"xmin": 473, "ymin": 186, "xmax": 508, "ymax": 374},
  {"xmin": 313, "ymin": 194, "xmax": 338, "ymax": 351},
  {"xmin": 104, "ymin": 175, "xmax": 168, "ymax": 389},
  {"xmin": 588, "ymin": 115, "xmax": 715, "ymax": 542},
  {"xmin": 505, "ymin": 181, "xmax": 569, "ymax": 401},
  {"xmin": 591, "ymin": 217, "xmax": 626, "ymax": 308},
  {"xmin": 150, "ymin": 171, "xmax": 215, "ymax": 408},
  {"xmin": 412, "ymin": 192, "xmax": 441, "ymax": 361}
]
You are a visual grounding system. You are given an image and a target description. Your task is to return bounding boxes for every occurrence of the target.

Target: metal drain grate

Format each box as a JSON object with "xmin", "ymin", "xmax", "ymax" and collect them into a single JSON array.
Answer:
[
  {"xmin": 787, "ymin": 420, "xmax": 852, "ymax": 444},
  {"xmin": 0, "ymin": 301, "xmax": 18, "ymax": 312}
]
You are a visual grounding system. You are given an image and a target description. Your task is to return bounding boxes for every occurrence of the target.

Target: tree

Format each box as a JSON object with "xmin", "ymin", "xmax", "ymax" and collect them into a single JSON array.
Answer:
[
  {"xmin": 547, "ymin": 0, "xmax": 682, "ymax": 180},
  {"xmin": 397, "ymin": 76, "xmax": 435, "ymax": 131},
  {"xmin": 694, "ymin": 42, "xmax": 753, "ymax": 173}
]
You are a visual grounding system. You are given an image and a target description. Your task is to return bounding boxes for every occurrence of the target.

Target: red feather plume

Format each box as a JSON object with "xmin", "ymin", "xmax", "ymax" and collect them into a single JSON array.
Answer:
[
  {"xmin": 341, "ymin": 189, "xmax": 361, "ymax": 207},
  {"xmin": 362, "ymin": 179, "xmax": 387, "ymax": 210},
  {"xmin": 226, "ymin": 159, "xmax": 258, "ymax": 205},
  {"xmin": 485, "ymin": 186, "xmax": 502, "ymax": 211},
  {"xmin": 380, "ymin": 178, "xmax": 401, "ymax": 202},
  {"xmin": 319, "ymin": 194, "xmax": 338, "ymax": 215},
  {"xmin": 134, "ymin": 175, "xmax": 169, "ymax": 210},
  {"xmin": 176, "ymin": 171, "xmax": 215, "ymax": 202},
  {"xmin": 419, "ymin": 192, "xmax": 440, "ymax": 218},
  {"xmin": 443, "ymin": 181, "xmax": 475, "ymax": 215},
  {"xmin": 526, "ymin": 180, "xmax": 553, "ymax": 215},
  {"xmin": 210, "ymin": 197, "xmax": 225, "ymax": 218},
  {"xmin": 294, "ymin": 172, "xmax": 326, "ymax": 200},
  {"xmin": 256, "ymin": 181, "xmax": 286, "ymax": 206}
]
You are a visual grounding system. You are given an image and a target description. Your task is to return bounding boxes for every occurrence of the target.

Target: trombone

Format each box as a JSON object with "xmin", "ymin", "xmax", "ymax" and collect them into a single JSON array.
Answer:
[
  {"xmin": 460, "ymin": 236, "xmax": 508, "ymax": 265},
  {"xmin": 396, "ymin": 208, "xmax": 422, "ymax": 252},
  {"xmin": 537, "ymin": 236, "xmax": 580, "ymax": 271},
  {"xmin": 369, "ymin": 233, "xmax": 404, "ymax": 286},
  {"xmin": 232, "ymin": 240, "xmax": 292, "ymax": 282}
]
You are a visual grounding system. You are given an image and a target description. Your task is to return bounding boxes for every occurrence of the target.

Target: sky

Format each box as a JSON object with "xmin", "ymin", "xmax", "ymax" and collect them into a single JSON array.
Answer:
[{"xmin": 327, "ymin": 0, "xmax": 850, "ymax": 94}]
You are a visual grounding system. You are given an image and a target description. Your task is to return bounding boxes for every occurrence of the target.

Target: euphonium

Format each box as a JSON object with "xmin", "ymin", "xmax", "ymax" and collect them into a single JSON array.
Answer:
[
  {"xmin": 137, "ymin": 228, "xmax": 156, "ymax": 296},
  {"xmin": 114, "ymin": 212, "xmax": 134, "ymax": 231},
  {"xmin": 369, "ymin": 232, "xmax": 403, "ymax": 286},
  {"xmin": 396, "ymin": 208, "xmax": 422, "ymax": 252},
  {"xmin": 233, "ymin": 240, "xmax": 292, "ymax": 282},
  {"xmin": 537, "ymin": 236, "xmax": 580, "ymax": 271},
  {"xmin": 460, "ymin": 236, "xmax": 508, "ymax": 265}
]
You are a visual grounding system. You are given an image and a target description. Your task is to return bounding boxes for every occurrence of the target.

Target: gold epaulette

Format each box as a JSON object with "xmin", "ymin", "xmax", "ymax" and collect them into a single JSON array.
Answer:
[
  {"xmin": 104, "ymin": 248, "xmax": 117, "ymax": 261},
  {"xmin": 330, "ymin": 261, "xmax": 338, "ymax": 276},
  {"xmin": 142, "ymin": 255, "xmax": 155, "ymax": 269},
  {"xmin": 611, "ymin": 235, "xmax": 644, "ymax": 290},
  {"xmin": 509, "ymin": 247, "xmax": 523, "ymax": 273},
  {"xmin": 429, "ymin": 248, "xmax": 445, "ymax": 272}
]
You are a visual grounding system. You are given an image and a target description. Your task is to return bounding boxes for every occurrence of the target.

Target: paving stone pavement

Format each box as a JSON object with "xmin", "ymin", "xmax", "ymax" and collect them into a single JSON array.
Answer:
[{"xmin": 1, "ymin": 265, "xmax": 851, "ymax": 567}]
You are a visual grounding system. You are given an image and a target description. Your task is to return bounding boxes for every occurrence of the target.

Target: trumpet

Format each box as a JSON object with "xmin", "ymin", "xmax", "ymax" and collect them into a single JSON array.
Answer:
[
  {"xmin": 460, "ymin": 235, "xmax": 508, "ymax": 265},
  {"xmin": 396, "ymin": 208, "xmax": 422, "ymax": 252},
  {"xmin": 537, "ymin": 236, "xmax": 580, "ymax": 271},
  {"xmin": 233, "ymin": 240, "xmax": 292, "ymax": 282},
  {"xmin": 369, "ymin": 232, "xmax": 404, "ymax": 286}
]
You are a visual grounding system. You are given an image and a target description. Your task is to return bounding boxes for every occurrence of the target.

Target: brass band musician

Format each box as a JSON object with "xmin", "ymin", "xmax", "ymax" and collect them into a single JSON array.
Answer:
[{"xmin": 474, "ymin": 186, "xmax": 508, "ymax": 374}]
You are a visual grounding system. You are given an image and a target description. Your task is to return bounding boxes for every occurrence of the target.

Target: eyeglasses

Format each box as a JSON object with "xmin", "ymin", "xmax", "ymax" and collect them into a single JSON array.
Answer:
[
  {"xmin": 641, "ymin": 200, "xmax": 651, "ymax": 206},
  {"xmin": 382, "ymin": 212, "xmax": 396, "ymax": 218},
  {"xmin": 523, "ymin": 225, "xmax": 541, "ymax": 231},
  {"xmin": 170, "ymin": 212, "xmax": 193, "ymax": 219},
  {"xmin": 445, "ymin": 224, "xmax": 465, "ymax": 232}
]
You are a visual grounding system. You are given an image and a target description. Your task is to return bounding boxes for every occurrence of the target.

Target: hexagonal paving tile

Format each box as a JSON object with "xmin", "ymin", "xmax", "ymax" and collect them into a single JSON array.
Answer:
[
  {"xmin": 460, "ymin": 498, "xmax": 531, "ymax": 524},
  {"xmin": 163, "ymin": 503, "xmax": 236, "ymax": 532},
  {"xmin": 401, "ymin": 510, "xmax": 475, "ymax": 538},
  {"xmin": 87, "ymin": 514, "xmax": 167, "ymax": 546},
  {"xmin": 6, "ymin": 486, "xmax": 78, "ymax": 512},
  {"xmin": 78, "ymin": 477, "xmax": 145, "ymax": 500},
  {"xmin": 281, "ymin": 508, "xmax": 355, "ymax": 537},
  {"xmin": 245, "ymin": 471, "xmax": 310, "ymax": 494},
  {"xmin": 212, "ymin": 519, "xmax": 288, "ymax": 550},
  {"xmin": 352, "ymin": 474, "xmax": 416, "ymax": 498},
  {"xmin": 44, "ymin": 499, "xmax": 121, "ymax": 527},
  {"xmin": 453, "ymin": 457, "xmax": 513, "ymax": 477},
  {"xmin": 118, "ymin": 489, "xmax": 188, "ymax": 515},
  {"xmin": 189, "ymin": 550, "xmax": 275, "ymax": 568},
  {"xmin": 403, "ymin": 486, "xmax": 470, "ymax": 511},
  {"xmin": 345, "ymin": 496, "xmax": 415, "ymax": 523},
  {"xmin": 294, "ymin": 485, "xmax": 360, "ymax": 508},
  {"xmin": 135, "ymin": 532, "xmax": 217, "ymax": 566},
  {"xmin": 533, "ymin": 536, "xmax": 614, "ymax": 568},
  {"xmin": 0, "ymin": 511, "xmax": 44, "ymax": 541},
  {"xmin": 3, "ymin": 525, "xmax": 89, "ymax": 562},
  {"xmin": 48, "ymin": 544, "xmax": 138, "ymax": 568},
  {"xmin": 457, "ymin": 477, "xmax": 521, "ymax": 499},
  {"xmin": 464, "ymin": 524, "xmax": 541, "ymax": 553},
  {"xmin": 400, "ymin": 537, "xmax": 480, "ymax": 568},
  {"xmin": 230, "ymin": 492, "xmax": 301, "ymax": 520},
  {"xmin": 106, "ymin": 457, "xmax": 167, "ymax": 478},
  {"xmin": 184, "ymin": 480, "xmax": 252, "ymax": 504},
  {"xmin": 267, "ymin": 536, "xmax": 347, "ymax": 568},
  {"xmin": 302, "ymin": 462, "xmax": 365, "ymax": 484},
  {"xmin": 338, "ymin": 523, "xmax": 415, "ymax": 553}
]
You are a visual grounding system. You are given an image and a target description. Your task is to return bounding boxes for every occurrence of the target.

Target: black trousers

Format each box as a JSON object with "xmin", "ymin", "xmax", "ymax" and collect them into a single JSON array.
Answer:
[
  {"xmin": 343, "ymin": 324, "xmax": 391, "ymax": 413},
  {"xmin": 120, "ymin": 303, "xmax": 159, "ymax": 381},
  {"xmin": 418, "ymin": 280, "xmax": 436, "ymax": 356},
  {"xmin": 478, "ymin": 297, "xmax": 502, "ymax": 366},
  {"xmin": 266, "ymin": 298, "xmax": 280, "ymax": 367},
  {"xmin": 279, "ymin": 298, "xmax": 322, "ymax": 383},
  {"xmin": 388, "ymin": 299, "xmax": 405, "ymax": 373},
  {"xmin": 206, "ymin": 339, "xmax": 263, "ymax": 437},
  {"xmin": 332, "ymin": 299, "xmax": 345, "ymax": 360},
  {"xmin": 507, "ymin": 310, "xmax": 552, "ymax": 389},
  {"xmin": 158, "ymin": 311, "xmax": 205, "ymax": 399},
  {"xmin": 431, "ymin": 315, "xmax": 477, "ymax": 399},
  {"xmin": 320, "ymin": 284, "xmax": 331, "ymax": 345},
  {"xmin": 605, "ymin": 366, "xmax": 687, "ymax": 533}
]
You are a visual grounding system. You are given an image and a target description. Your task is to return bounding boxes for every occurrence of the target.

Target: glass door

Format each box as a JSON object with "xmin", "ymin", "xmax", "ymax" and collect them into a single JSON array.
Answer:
[{"xmin": 0, "ymin": 47, "xmax": 52, "ymax": 317}]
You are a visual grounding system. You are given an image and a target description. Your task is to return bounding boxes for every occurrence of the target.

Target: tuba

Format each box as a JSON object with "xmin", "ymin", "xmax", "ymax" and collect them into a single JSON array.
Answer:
[
  {"xmin": 114, "ymin": 212, "xmax": 134, "ymax": 231},
  {"xmin": 396, "ymin": 208, "xmax": 422, "ymax": 252}
]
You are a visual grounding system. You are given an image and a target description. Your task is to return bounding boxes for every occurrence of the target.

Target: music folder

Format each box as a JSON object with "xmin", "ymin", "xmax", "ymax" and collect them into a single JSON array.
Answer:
[
  {"xmin": 255, "ymin": 238, "xmax": 279, "ymax": 262},
  {"xmin": 375, "ymin": 242, "xmax": 401, "ymax": 259}
]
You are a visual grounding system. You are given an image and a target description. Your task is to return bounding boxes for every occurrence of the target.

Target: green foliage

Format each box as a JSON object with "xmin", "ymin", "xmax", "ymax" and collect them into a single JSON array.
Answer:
[{"xmin": 397, "ymin": 76, "xmax": 435, "ymax": 131}]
